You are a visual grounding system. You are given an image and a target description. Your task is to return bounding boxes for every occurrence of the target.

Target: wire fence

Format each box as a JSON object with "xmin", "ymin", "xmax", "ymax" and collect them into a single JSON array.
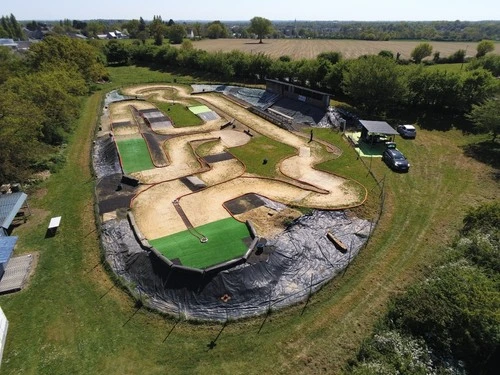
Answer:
[{"xmin": 342, "ymin": 131, "xmax": 386, "ymax": 251}]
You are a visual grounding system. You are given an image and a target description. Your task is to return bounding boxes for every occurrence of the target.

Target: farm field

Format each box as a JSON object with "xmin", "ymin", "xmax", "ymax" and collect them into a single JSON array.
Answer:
[
  {"xmin": 188, "ymin": 38, "xmax": 499, "ymax": 60},
  {"xmin": 0, "ymin": 66, "xmax": 498, "ymax": 375}
]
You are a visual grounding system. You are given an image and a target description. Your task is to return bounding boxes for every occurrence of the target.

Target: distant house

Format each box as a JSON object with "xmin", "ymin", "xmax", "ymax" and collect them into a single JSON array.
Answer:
[
  {"xmin": 98, "ymin": 30, "xmax": 128, "ymax": 40},
  {"xmin": 68, "ymin": 33, "xmax": 87, "ymax": 40},
  {"xmin": 16, "ymin": 41, "xmax": 33, "ymax": 51},
  {"xmin": 0, "ymin": 39, "xmax": 18, "ymax": 49}
]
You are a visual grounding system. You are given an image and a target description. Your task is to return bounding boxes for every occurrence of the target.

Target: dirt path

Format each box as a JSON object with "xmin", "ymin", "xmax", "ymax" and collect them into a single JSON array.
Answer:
[{"xmin": 121, "ymin": 85, "xmax": 364, "ymax": 239}]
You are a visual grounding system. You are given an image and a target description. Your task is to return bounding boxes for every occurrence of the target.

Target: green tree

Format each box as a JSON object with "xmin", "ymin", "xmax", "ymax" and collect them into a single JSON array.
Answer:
[
  {"xmin": 0, "ymin": 91, "xmax": 44, "ymax": 181},
  {"xmin": 317, "ymin": 51, "xmax": 342, "ymax": 64},
  {"xmin": 342, "ymin": 55, "xmax": 405, "ymax": 112},
  {"xmin": 406, "ymin": 67, "xmax": 462, "ymax": 109},
  {"xmin": 85, "ymin": 21, "xmax": 105, "ymax": 38},
  {"xmin": 122, "ymin": 19, "xmax": 140, "ymax": 39},
  {"xmin": 378, "ymin": 50, "xmax": 394, "ymax": 59},
  {"xmin": 467, "ymin": 54, "xmax": 500, "ymax": 76},
  {"xmin": 206, "ymin": 21, "xmax": 228, "ymax": 39},
  {"xmin": 459, "ymin": 202, "xmax": 500, "ymax": 275},
  {"xmin": 26, "ymin": 35, "xmax": 107, "ymax": 85},
  {"xmin": 168, "ymin": 24, "xmax": 186, "ymax": 44},
  {"xmin": 466, "ymin": 99, "xmax": 500, "ymax": 141},
  {"xmin": 248, "ymin": 52, "xmax": 272, "ymax": 81},
  {"xmin": 9, "ymin": 13, "xmax": 23, "ymax": 39},
  {"xmin": 269, "ymin": 59, "xmax": 292, "ymax": 81},
  {"xmin": 411, "ymin": 42, "xmax": 433, "ymax": 63},
  {"xmin": 226, "ymin": 50, "xmax": 251, "ymax": 79},
  {"xmin": 248, "ymin": 16, "xmax": 273, "ymax": 43},
  {"xmin": 460, "ymin": 68, "xmax": 497, "ymax": 109},
  {"xmin": 149, "ymin": 15, "xmax": 166, "ymax": 46},
  {"xmin": 105, "ymin": 40, "xmax": 130, "ymax": 65},
  {"xmin": 476, "ymin": 40, "xmax": 495, "ymax": 58},
  {"xmin": 448, "ymin": 49, "xmax": 466, "ymax": 63},
  {"xmin": 5, "ymin": 69, "xmax": 87, "ymax": 144},
  {"xmin": 0, "ymin": 46, "xmax": 20, "ymax": 84},
  {"xmin": 388, "ymin": 262, "xmax": 499, "ymax": 374},
  {"xmin": 193, "ymin": 22, "xmax": 202, "ymax": 39}
]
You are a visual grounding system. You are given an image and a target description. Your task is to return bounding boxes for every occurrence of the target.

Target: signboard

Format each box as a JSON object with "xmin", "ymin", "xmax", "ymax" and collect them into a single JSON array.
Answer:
[
  {"xmin": 0, "ymin": 306, "xmax": 8, "ymax": 368},
  {"xmin": 298, "ymin": 95, "xmax": 306, "ymax": 102}
]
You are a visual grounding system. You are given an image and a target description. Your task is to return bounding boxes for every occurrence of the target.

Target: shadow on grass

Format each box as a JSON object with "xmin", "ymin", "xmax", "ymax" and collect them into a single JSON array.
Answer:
[
  {"xmin": 387, "ymin": 107, "xmax": 473, "ymax": 132},
  {"xmin": 463, "ymin": 140, "xmax": 500, "ymax": 176},
  {"xmin": 163, "ymin": 320, "xmax": 179, "ymax": 343},
  {"xmin": 123, "ymin": 300, "xmax": 143, "ymax": 327},
  {"xmin": 206, "ymin": 320, "xmax": 227, "ymax": 350}
]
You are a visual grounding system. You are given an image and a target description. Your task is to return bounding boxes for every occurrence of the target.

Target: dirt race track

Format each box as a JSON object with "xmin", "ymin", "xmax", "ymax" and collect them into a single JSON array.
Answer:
[{"xmin": 111, "ymin": 85, "xmax": 365, "ymax": 240}]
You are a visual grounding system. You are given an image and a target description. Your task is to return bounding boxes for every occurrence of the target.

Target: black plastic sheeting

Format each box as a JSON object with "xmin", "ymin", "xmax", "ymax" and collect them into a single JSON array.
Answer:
[
  {"xmin": 93, "ymin": 135, "xmax": 121, "ymax": 178},
  {"xmin": 102, "ymin": 210, "xmax": 372, "ymax": 321}
]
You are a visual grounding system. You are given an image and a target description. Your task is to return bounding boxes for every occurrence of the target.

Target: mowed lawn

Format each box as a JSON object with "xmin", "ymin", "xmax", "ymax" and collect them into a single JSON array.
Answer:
[
  {"xmin": 150, "ymin": 217, "xmax": 250, "ymax": 268},
  {"xmin": 116, "ymin": 138, "xmax": 154, "ymax": 173}
]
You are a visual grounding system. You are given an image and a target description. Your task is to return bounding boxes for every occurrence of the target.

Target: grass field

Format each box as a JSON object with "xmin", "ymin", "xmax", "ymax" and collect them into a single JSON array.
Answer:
[
  {"xmin": 229, "ymin": 135, "xmax": 296, "ymax": 178},
  {"xmin": 154, "ymin": 102, "xmax": 204, "ymax": 127},
  {"xmin": 188, "ymin": 38, "xmax": 499, "ymax": 60},
  {"xmin": 150, "ymin": 217, "xmax": 250, "ymax": 269},
  {"xmin": 0, "ymin": 65, "xmax": 498, "ymax": 375},
  {"xmin": 116, "ymin": 138, "xmax": 155, "ymax": 173},
  {"xmin": 425, "ymin": 62, "xmax": 468, "ymax": 72},
  {"xmin": 313, "ymin": 128, "xmax": 381, "ymax": 218}
]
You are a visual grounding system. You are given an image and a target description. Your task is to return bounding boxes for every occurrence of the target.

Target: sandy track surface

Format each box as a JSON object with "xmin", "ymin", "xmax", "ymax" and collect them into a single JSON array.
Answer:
[
  {"xmin": 131, "ymin": 129, "xmax": 249, "ymax": 184},
  {"xmin": 121, "ymin": 85, "xmax": 364, "ymax": 239}
]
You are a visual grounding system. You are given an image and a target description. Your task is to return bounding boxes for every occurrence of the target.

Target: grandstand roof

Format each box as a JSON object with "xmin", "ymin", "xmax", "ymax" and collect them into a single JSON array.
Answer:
[
  {"xmin": 0, "ymin": 193, "xmax": 27, "ymax": 230},
  {"xmin": 359, "ymin": 120, "xmax": 399, "ymax": 135},
  {"xmin": 0, "ymin": 236, "xmax": 17, "ymax": 265}
]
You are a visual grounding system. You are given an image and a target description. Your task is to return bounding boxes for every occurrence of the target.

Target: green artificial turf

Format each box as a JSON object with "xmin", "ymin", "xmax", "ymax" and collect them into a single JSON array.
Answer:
[
  {"xmin": 150, "ymin": 217, "xmax": 250, "ymax": 269},
  {"xmin": 188, "ymin": 105, "xmax": 212, "ymax": 114},
  {"xmin": 116, "ymin": 138, "xmax": 155, "ymax": 173},
  {"xmin": 154, "ymin": 102, "xmax": 204, "ymax": 127}
]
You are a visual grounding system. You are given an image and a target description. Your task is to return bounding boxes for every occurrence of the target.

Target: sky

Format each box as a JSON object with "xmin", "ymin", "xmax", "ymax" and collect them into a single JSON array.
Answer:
[{"xmin": 3, "ymin": 0, "xmax": 499, "ymax": 21}]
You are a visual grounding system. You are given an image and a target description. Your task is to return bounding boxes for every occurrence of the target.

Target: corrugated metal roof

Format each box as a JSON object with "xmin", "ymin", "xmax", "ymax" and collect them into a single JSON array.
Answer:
[
  {"xmin": 0, "ymin": 193, "xmax": 27, "ymax": 230},
  {"xmin": 0, "ymin": 236, "xmax": 17, "ymax": 264},
  {"xmin": 359, "ymin": 120, "xmax": 399, "ymax": 135}
]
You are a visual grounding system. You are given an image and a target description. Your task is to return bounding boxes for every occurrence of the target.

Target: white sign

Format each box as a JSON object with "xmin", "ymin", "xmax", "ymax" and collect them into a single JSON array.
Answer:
[
  {"xmin": 298, "ymin": 95, "xmax": 306, "ymax": 102},
  {"xmin": 0, "ymin": 306, "xmax": 8, "ymax": 368}
]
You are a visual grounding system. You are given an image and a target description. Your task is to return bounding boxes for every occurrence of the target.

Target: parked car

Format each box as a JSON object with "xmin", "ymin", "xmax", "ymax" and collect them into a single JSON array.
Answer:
[
  {"xmin": 382, "ymin": 148, "xmax": 410, "ymax": 172},
  {"xmin": 397, "ymin": 124, "xmax": 417, "ymax": 139}
]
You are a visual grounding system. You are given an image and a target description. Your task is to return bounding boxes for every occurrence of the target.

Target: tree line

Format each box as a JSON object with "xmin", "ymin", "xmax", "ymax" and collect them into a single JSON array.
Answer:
[
  {"xmin": 7, "ymin": 14, "xmax": 500, "ymax": 42},
  {"xmin": 0, "ymin": 36, "xmax": 107, "ymax": 182},
  {"xmin": 102, "ymin": 39, "xmax": 499, "ymax": 114},
  {"xmin": 345, "ymin": 202, "xmax": 500, "ymax": 375},
  {"xmin": 273, "ymin": 20, "xmax": 500, "ymax": 42}
]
